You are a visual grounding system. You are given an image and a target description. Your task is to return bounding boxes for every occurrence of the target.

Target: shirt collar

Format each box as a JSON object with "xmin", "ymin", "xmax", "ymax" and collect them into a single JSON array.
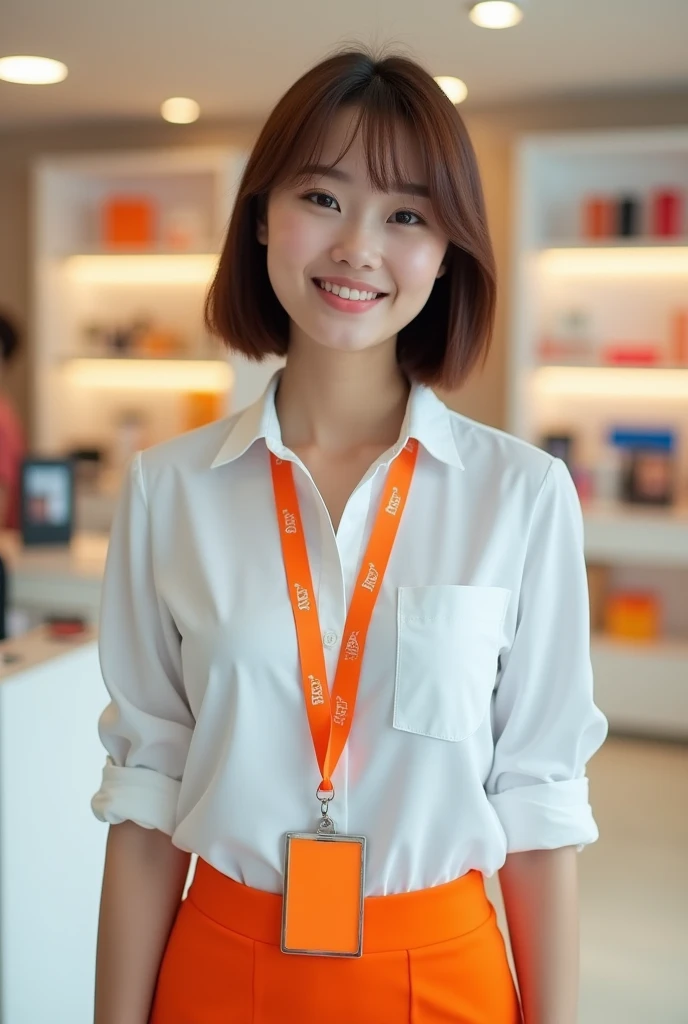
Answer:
[{"xmin": 210, "ymin": 369, "xmax": 464, "ymax": 470}]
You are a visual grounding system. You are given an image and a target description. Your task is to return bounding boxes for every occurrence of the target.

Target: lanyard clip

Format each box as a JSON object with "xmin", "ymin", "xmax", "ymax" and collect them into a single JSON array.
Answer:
[
  {"xmin": 317, "ymin": 813, "xmax": 336, "ymax": 835},
  {"xmin": 317, "ymin": 783, "xmax": 336, "ymax": 834}
]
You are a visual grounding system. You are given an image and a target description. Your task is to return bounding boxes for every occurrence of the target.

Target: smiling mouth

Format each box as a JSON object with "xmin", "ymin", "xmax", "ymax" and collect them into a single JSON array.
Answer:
[{"xmin": 313, "ymin": 278, "xmax": 387, "ymax": 302}]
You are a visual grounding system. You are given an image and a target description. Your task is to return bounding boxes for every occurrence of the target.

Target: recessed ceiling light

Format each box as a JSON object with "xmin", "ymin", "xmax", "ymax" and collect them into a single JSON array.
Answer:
[
  {"xmin": 161, "ymin": 97, "xmax": 200, "ymax": 124},
  {"xmin": 0, "ymin": 55, "xmax": 68, "ymax": 85},
  {"xmin": 469, "ymin": 1, "xmax": 524, "ymax": 29},
  {"xmin": 434, "ymin": 76, "xmax": 468, "ymax": 105}
]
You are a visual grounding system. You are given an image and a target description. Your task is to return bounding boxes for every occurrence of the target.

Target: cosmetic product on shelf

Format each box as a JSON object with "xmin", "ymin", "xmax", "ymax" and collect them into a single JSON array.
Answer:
[
  {"xmin": 81, "ymin": 323, "xmax": 109, "ymax": 358},
  {"xmin": 609, "ymin": 428, "xmax": 677, "ymax": 506},
  {"xmin": 650, "ymin": 188, "xmax": 684, "ymax": 238},
  {"xmin": 182, "ymin": 391, "xmax": 226, "ymax": 431},
  {"xmin": 601, "ymin": 343, "xmax": 662, "ymax": 366},
  {"xmin": 538, "ymin": 307, "xmax": 595, "ymax": 364},
  {"xmin": 604, "ymin": 591, "xmax": 661, "ymax": 642},
  {"xmin": 134, "ymin": 325, "xmax": 187, "ymax": 358},
  {"xmin": 582, "ymin": 196, "xmax": 615, "ymax": 239},
  {"xmin": 78, "ymin": 317, "xmax": 189, "ymax": 358},
  {"xmin": 586, "ymin": 564, "xmax": 610, "ymax": 634},
  {"xmin": 669, "ymin": 309, "xmax": 688, "ymax": 366},
  {"xmin": 617, "ymin": 196, "xmax": 641, "ymax": 237}
]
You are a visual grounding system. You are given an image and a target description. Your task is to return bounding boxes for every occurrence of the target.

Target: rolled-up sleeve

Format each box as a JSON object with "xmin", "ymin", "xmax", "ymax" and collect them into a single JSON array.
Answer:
[
  {"xmin": 91, "ymin": 451, "xmax": 194, "ymax": 835},
  {"xmin": 486, "ymin": 457, "xmax": 608, "ymax": 853}
]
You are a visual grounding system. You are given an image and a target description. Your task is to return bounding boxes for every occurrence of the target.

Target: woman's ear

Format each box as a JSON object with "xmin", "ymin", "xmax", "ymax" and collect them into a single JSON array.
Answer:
[
  {"xmin": 257, "ymin": 220, "xmax": 268, "ymax": 245},
  {"xmin": 436, "ymin": 264, "xmax": 446, "ymax": 279}
]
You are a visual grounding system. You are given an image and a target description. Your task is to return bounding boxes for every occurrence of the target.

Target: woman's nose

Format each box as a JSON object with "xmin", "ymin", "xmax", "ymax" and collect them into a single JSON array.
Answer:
[{"xmin": 330, "ymin": 222, "xmax": 382, "ymax": 271}]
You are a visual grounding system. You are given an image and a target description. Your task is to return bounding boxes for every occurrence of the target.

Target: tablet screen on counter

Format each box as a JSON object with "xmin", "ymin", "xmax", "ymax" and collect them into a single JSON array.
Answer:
[{"xmin": 20, "ymin": 458, "xmax": 75, "ymax": 547}]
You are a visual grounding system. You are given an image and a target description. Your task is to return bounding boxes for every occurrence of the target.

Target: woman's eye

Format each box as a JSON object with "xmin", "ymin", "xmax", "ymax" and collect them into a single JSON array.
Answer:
[
  {"xmin": 390, "ymin": 210, "xmax": 423, "ymax": 226},
  {"xmin": 305, "ymin": 191, "xmax": 339, "ymax": 211}
]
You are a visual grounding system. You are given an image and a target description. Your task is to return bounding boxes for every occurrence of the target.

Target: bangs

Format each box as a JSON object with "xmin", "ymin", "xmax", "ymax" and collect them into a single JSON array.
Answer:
[{"xmin": 283, "ymin": 101, "xmax": 424, "ymax": 198}]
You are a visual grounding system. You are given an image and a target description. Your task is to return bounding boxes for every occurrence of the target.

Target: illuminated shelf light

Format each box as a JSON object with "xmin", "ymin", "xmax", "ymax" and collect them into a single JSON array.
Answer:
[
  {"xmin": 533, "ymin": 366, "xmax": 688, "ymax": 400},
  {"xmin": 64, "ymin": 253, "xmax": 218, "ymax": 285},
  {"xmin": 538, "ymin": 247, "xmax": 688, "ymax": 277},
  {"xmin": 62, "ymin": 358, "xmax": 233, "ymax": 393}
]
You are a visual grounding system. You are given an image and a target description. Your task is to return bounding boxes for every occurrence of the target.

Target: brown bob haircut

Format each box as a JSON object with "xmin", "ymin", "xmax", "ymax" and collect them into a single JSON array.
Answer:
[{"xmin": 205, "ymin": 48, "xmax": 497, "ymax": 389}]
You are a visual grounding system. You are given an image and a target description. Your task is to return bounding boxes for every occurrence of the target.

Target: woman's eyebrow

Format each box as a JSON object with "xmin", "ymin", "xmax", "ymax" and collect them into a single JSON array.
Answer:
[{"xmin": 300, "ymin": 164, "xmax": 430, "ymax": 198}]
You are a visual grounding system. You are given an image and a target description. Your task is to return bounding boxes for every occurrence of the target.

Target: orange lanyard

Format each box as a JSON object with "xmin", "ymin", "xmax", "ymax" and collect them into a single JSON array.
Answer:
[{"xmin": 270, "ymin": 439, "xmax": 419, "ymax": 805}]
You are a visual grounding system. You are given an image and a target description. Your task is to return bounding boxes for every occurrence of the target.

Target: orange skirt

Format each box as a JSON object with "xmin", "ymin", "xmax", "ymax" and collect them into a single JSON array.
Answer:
[{"xmin": 150, "ymin": 858, "xmax": 521, "ymax": 1023}]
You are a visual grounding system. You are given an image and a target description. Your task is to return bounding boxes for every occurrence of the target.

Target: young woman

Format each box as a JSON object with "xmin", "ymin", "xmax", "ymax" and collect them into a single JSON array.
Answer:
[{"xmin": 92, "ymin": 48, "xmax": 608, "ymax": 1024}]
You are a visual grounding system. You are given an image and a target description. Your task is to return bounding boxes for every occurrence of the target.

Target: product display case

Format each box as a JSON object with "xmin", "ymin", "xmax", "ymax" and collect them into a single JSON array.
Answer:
[
  {"xmin": 510, "ymin": 127, "xmax": 688, "ymax": 738},
  {"xmin": 31, "ymin": 147, "xmax": 282, "ymax": 528}
]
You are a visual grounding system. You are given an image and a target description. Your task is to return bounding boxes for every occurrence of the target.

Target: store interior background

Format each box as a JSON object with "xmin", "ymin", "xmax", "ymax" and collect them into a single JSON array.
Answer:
[{"xmin": 0, "ymin": 1, "xmax": 687, "ymax": 1022}]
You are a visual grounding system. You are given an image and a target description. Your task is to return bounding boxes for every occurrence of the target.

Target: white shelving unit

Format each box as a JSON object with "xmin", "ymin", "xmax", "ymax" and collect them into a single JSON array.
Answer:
[
  {"xmin": 510, "ymin": 127, "xmax": 688, "ymax": 739},
  {"xmin": 31, "ymin": 147, "xmax": 282, "ymax": 527}
]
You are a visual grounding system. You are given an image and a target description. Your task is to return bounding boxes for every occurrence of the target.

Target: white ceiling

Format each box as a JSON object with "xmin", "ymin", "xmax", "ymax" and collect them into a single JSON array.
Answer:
[{"xmin": 1, "ymin": 0, "xmax": 687, "ymax": 129}]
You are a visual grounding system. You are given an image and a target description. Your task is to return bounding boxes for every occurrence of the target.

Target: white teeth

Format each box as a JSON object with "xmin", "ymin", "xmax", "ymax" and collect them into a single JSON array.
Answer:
[{"xmin": 318, "ymin": 280, "xmax": 380, "ymax": 301}]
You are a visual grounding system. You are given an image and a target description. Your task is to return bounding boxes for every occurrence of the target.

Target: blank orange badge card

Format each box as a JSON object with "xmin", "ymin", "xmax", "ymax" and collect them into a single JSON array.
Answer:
[{"xmin": 281, "ymin": 833, "xmax": 366, "ymax": 957}]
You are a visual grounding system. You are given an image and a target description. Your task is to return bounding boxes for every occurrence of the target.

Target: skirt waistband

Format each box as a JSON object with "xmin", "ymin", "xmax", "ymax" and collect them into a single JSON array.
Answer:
[{"xmin": 189, "ymin": 859, "xmax": 492, "ymax": 954}]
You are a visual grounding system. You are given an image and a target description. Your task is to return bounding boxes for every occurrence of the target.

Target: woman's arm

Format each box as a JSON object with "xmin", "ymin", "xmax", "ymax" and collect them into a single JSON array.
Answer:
[
  {"xmin": 94, "ymin": 821, "xmax": 191, "ymax": 1024},
  {"xmin": 499, "ymin": 846, "xmax": 579, "ymax": 1024}
]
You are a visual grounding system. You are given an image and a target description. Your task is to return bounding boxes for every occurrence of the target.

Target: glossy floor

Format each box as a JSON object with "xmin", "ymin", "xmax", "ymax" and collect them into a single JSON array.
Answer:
[{"xmin": 487, "ymin": 735, "xmax": 688, "ymax": 1023}]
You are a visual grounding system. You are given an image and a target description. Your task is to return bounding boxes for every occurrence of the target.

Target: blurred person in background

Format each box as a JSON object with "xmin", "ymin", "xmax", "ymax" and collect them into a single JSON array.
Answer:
[
  {"xmin": 91, "ymin": 47, "xmax": 607, "ymax": 1024},
  {"xmin": 0, "ymin": 312, "xmax": 26, "ymax": 531}
]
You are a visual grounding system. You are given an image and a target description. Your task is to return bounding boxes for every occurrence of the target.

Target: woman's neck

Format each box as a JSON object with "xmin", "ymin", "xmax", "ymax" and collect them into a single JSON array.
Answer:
[{"xmin": 275, "ymin": 336, "xmax": 410, "ymax": 455}]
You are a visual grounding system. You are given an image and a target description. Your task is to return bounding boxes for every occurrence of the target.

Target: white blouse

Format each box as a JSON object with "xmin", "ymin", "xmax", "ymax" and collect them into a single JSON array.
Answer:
[{"xmin": 91, "ymin": 371, "xmax": 608, "ymax": 896}]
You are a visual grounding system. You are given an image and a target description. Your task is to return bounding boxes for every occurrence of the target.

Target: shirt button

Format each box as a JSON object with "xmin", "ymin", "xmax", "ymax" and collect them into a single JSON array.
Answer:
[{"xmin": 323, "ymin": 630, "xmax": 338, "ymax": 648}]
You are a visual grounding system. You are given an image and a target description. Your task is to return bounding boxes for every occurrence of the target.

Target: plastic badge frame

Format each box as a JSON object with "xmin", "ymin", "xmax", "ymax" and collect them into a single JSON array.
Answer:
[{"xmin": 281, "ymin": 831, "xmax": 367, "ymax": 958}]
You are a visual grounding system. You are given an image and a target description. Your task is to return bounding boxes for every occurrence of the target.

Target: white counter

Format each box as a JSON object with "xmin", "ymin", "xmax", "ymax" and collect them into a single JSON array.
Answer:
[
  {"xmin": 0, "ymin": 626, "xmax": 108, "ymax": 1023},
  {"xmin": 0, "ymin": 530, "xmax": 108, "ymax": 628}
]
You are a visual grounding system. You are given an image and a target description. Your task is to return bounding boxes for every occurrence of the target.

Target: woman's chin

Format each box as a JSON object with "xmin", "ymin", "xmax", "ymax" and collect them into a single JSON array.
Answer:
[{"xmin": 290, "ymin": 316, "xmax": 393, "ymax": 355}]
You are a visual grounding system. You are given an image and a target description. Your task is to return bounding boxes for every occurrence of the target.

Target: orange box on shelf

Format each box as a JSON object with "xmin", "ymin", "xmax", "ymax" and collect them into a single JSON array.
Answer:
[
  {"xmin": 604, "ymin": 591, "xmax": 661, "ymax": 642},
  {"xmin": 183, "ymin": 391, "xmax": 225, "ymax": 431},
  {"xmin": 582, "ymin": 196, "xmax": 615, "ymax": 239},
  {"xmin": 102, "ymin": 196, "xmax": 156, "ymax": 247}
]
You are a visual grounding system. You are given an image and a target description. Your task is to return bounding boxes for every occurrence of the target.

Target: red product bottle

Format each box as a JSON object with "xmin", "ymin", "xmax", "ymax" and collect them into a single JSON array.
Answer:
[{"xmin": 651, "ymin": 189, "xmax": 684, "ymax": 237}]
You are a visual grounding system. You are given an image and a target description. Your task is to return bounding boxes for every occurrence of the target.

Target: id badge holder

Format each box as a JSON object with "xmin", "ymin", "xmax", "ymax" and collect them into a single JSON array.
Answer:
[{"xmin": 281, "ymin": 812, "xmax": 366, "ymax": 958}]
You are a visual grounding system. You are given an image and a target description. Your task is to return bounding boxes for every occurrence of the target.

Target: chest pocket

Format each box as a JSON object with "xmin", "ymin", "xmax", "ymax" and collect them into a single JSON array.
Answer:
[{"xmin": 393, "ymin": 585, "xmax": 511, "ymax": 742}]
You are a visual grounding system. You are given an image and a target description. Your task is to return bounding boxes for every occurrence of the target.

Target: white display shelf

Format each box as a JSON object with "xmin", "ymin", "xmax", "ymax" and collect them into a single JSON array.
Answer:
[
  {"xmin": 591, "ymin": 635, "xmax": 688, "ymax": 739},
  {"xmin": 583, "ymin": 502, "xmax": 688, "ymax": 566},
  {"xmin": 510, "ymin": 127, "xmax": 688, "ymax": 739},
  {"xmin": 31, "ymin": 146, "xmax": 281, "ymax": 455}
]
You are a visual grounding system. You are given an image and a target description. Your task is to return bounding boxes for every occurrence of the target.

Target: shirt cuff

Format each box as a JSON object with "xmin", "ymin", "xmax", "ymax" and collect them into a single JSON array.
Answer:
[
  {"xmin": 91, "ymin": 758, "xmax": 181, "ymax": 836},
  {"xmin": 487, "ymin": 778, "xmax": 599, "ymax": 853}
]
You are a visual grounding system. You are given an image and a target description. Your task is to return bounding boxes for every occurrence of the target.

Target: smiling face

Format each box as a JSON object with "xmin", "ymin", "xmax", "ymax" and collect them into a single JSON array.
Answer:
[{"xmin": 258, "ymin": 107, "xmax": 449, "ymax": 357}]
